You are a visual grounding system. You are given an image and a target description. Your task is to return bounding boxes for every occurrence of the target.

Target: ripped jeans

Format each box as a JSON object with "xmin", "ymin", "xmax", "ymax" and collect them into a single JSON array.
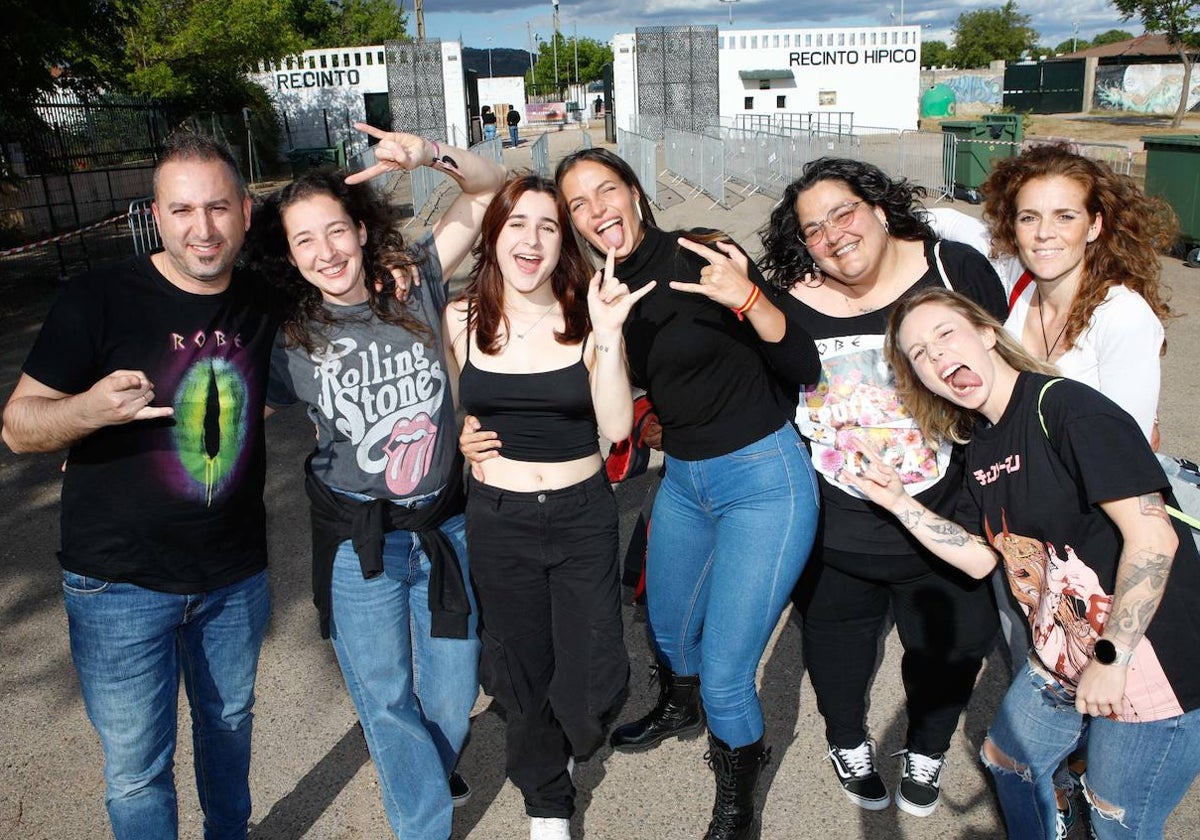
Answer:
[{"xmin": 983, "ymin": 660, "xmax": 1200, "ymax": 839}]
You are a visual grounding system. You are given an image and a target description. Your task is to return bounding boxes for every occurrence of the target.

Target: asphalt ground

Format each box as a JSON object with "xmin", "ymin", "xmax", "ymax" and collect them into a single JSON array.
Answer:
[{"xmin": 2, "ymin": 128, "xmax": 1198, "ymax": 839}]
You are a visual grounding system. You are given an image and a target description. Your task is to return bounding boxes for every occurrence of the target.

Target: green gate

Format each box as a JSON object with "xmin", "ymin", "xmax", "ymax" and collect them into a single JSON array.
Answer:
[{"xmin": 1003, "ymin": 59, "xmax": 1085, "ymax": 114}]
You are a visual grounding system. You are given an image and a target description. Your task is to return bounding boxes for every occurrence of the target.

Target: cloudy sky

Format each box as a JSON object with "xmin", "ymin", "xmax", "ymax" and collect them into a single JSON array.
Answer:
[{"xmin": 420, "ymin": 0, "xmax": 1142, "ymax": 53}]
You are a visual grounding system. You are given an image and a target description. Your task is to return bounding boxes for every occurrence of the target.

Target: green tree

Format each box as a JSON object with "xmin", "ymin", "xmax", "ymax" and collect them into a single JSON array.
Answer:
[
  {"xmin": 527, "ymin": 34, "xmax": 611, "ymax": 96},
  {"xmin": 0, "ymin": 0, "xmax": 128, "ymax": 117},
  {"xmin": 1092, "ymin": 28, "xmax": 1136, "ymax": 45},
  {"xmin": 1055, "ymin": 37, "xmax": 1091, "ymax": 53},
  {"xmin": 950, "ymin": 1, "xmax": 1039, "ymax": 68},
  {"xmin": 1113, "ymin": 0, "xmax": 1200, "ymax": 126},
  {"xmin": 120, "ymin": 0, "xmax": 306, "ymax": 108},
  {"xmin": 921, "ymin": 39, "xmax": 952, "ymax": 67},
  {"xmin": 317, "ymin": 0, "xmax": 408, "ymax": 47}
]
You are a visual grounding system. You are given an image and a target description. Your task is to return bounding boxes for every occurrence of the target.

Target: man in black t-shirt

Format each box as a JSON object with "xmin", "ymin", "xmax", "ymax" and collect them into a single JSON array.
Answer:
[{"xmin": 2, "ymin": 134, "xmax": 275, "ymax": 840}]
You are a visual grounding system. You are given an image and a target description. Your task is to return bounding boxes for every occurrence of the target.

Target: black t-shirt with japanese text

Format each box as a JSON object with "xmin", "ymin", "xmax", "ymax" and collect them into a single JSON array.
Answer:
[
  {"xmin": 960, "ymin": 372, "xmax": 1200, "ymax": 721},
  {"xmin": 22, "ymin": 256, "xmax": 279, "ymax": 594}
]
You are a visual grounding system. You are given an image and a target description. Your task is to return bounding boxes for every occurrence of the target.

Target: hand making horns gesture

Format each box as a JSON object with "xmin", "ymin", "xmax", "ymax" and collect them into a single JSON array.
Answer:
[
  {"xmin": 669, "ymin": 237, "xmax": 757, "ymax": 310},
  {"xmin": 344, "ymin": 123, "xmax": 435, "ymax": 185},
  {"xmin": 587, "ymin": 247, "xmax": 656, "ymax": 336}
]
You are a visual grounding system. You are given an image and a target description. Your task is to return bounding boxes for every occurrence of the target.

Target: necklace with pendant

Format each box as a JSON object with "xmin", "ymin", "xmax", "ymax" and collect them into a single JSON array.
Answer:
[
  {"xmin": 1037, "ymin": 296, "xmax": 1069, "ymax": 361},
  {"xmin": 509, "ymin": 302, "xmax": 557, "ymax": 339}
]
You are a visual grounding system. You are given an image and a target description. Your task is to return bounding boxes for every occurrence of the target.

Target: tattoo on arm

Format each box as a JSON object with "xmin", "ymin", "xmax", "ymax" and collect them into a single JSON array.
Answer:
[
  {"xmin": 1138, "ymin": 493, "xmax": 1170, "ymax": 522},
  {"xmin": 898, "ymin": 509, "xmax": 924, "ymax": 530},
  {"xmin": 1109, "ymin": 548, "xmax": 1172, "ymax": 643},
  {"xmin": 925, "ymin": 519, "xmax": 973, "ymax": 547}
]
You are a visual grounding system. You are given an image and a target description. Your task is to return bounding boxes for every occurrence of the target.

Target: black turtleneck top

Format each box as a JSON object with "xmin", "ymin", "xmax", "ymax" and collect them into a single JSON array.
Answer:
[{"xmin": 614, "ymin": 226, "xmax": 820, "ymax": 460}]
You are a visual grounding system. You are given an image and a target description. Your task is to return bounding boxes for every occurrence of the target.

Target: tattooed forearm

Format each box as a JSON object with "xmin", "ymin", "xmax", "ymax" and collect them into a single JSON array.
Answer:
[
  {"xmin": 1138, "ymin": 493, "xmax": 1170, "ymax": 522},
  {"xmin": 898, "ymin": 509, "xmax": 924, "ymax": 530},
  {"xmin": 925, "ymin": 519, "xmax": 973, "ymax": 546},
  {"xmin": 1107, "ymin": 547, "xmax": 1173, "ymax": 646}
]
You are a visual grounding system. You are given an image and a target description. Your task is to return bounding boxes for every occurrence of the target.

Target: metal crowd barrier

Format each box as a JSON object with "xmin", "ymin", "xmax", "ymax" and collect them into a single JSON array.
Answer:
[
  {"xmin": 531, "ymin": 132, "xmax": 551, "ymax": 177},
  {"xmin": 899, "ymin": 130, "xmax": 956, "ymax": 201},
  {"xmin": 663, "ymin": 128, "xmax": 725, "ymax": 206},
  {"xmin": 128, "ymin": 198, "xmax": 160, "ymax": 255},
  {"xmin": 616, "ymin": 128, "xmax": 659, "ymax": 207},
  {"xmin": 469, "ymin": 136, "xmax": 504, "ymax": 164},
  {"xmin": 411, "ymin": 164, "xmax": 447, "ymax": 219}
]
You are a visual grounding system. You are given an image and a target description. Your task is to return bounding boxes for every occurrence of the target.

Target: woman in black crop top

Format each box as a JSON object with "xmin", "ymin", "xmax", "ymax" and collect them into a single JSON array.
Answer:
[
  {"xmin": 543, "ymin": 148, "xmax": 821, "ymax": 840},
  {"xmin": 444, "ymin": 174, "xmax": 653, "ymax": 840}
]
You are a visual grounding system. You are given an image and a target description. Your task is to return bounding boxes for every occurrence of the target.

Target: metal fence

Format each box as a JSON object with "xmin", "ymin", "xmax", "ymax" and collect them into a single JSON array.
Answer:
[
  {"xmin": 616, "ymin": 128, "xmax": 659, "ymax": 208},
  {"xmin": 531, "ymin": 132, "xmax": 551, "ymax": 177},
  {"xmin": 663, "ymin": 128, "xmax": 725, "ymax": 206},
  {"xmin": 127, "ymin": 198, "xmax": 159, "ymax": 255}
]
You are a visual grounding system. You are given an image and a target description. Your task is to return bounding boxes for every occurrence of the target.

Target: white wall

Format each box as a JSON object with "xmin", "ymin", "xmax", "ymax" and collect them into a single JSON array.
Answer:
[
  {"xmin": 611, "ymin": 26, "xmax": 922, "ymax": 134},
  {"xmin": 612, "ymin": 33, "xmax": 637, "ymax": 133},
  {"xmin": 718, "ymin": 26, "xmax": 922, "ymax": 130},
  {"xmin": 478, "ymin": 77, "xmax": 527, "ymax": 115},
  {"xmin": 249, "ymin": 42, "xmax": 470, "ymax": 148}
]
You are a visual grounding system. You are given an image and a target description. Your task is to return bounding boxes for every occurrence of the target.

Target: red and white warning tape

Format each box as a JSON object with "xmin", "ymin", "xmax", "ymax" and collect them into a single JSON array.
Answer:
[{"xmin": 0, "ymin": 211, "xmax": 132, "ymax": 258}]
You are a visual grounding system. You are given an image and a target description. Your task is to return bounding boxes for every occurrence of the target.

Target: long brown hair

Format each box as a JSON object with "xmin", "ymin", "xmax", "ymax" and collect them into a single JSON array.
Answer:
[
  {"xmin": 982, "ymin": 144, "xmax": 1176, "ymax": 354},
  {"xmin": 463, "ymin": 173, "xmax": 591, "ymax": 353},
  {"xmin": 247, "ymin": 169, "xmax": 429, "ymax": 353},
  {"xmin": 884, "ymin": 287, "xmax": 1057, "ymax": 445}
]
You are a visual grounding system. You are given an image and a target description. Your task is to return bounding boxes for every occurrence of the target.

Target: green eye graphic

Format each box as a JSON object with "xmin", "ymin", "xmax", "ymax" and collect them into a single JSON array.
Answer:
[{"xmin": 173, "ymin": 358, "xmax": 249, "ymax": 505}]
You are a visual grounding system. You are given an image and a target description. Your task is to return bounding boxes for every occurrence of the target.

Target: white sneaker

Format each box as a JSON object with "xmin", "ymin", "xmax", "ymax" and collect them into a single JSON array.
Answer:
[{"xmin": 529, "ymin": 816, "xmax": 571, "ymax": 840}]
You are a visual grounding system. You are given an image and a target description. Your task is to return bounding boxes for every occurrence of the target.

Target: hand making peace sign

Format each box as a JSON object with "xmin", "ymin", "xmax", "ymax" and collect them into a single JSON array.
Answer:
[{"xmin": 587, "ymin": 247, "xmax": 656, "ymax": 337}]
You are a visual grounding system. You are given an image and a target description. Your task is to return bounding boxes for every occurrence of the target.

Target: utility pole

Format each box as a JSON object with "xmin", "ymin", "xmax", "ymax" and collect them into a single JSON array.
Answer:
[
  {"xmin": 552, "ymin": 0, "xmax": 560, "ymax": 98},
  {"xmin": 487, "ymin": 36, "xmax": 494, "ymax": 77},
  {"xmin": 573, "ymin": 22, "xmax": 579, "ymax": 85},
  {"xmin": 415, "ymin": 0, "xmax": 424, "ymax": 41},
  {"xmin": 527, "ymin": 22, "xmax": 535, "ymax": 78}
]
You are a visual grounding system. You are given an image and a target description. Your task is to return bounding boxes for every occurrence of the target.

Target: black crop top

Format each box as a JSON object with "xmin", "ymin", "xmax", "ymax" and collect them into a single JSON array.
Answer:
[{"xmin": 459, "ymin": 332, "xmax": 600, "ymax": 463}]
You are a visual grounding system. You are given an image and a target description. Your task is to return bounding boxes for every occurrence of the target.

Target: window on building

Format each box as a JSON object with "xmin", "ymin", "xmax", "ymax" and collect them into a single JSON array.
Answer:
[
  {"xmin": 366, "ymin": 52, "xmax": 373, "ymax": 65},
  {"xmin": 816, "ymin": 34, "xmax": 823, "ymax": 46},
  {"xmin": 892, "ymin": 32, "xmax": 898, "ymax": 44},
  {"xmin": 751, "ymin": 35, "xmax": 758, "ymax": 49},
  {"xmin": 784, "ymin": 35, "xmax": 790, "ymax": 47},
  {"xmin": 320, "ymin": 54, "xmax": 327, "ymax": 68},
  {"xmin": 838, "ymin": 33, "xmax": 845, "ymax": 46},
  {"xmin": 776, "ymin": 95, "xmax": 786, "ymax": 109},
  {"xmin": 871, "ymin": 32, "xmax": 877, "ymax": 46},
  {"xmin": 773, "ymin": 35, "xmax": 779, "ymax": 47},
  {"xmin": 850, "ymin": 33, "xmax": 856, "ymax": 45},
  {"xmin": 377, "ymin": 50, "xmax": 385, "ymax": 63},
  {"xmin": 332, "ymin": 54, "xmax": 340, "ymax": 67},
  {"xmin": 719, "ymin": 37, "xmax": 725, "ymax": 48},
  {"xmin": 744, "ymin": 96, "xmax": 754, "ymax": 110},
  {"xmin": 902, "ymin": 32, "xmax": 909, "ymax": 44},
  {"xmin": 344, "ymin": 53, "xmax": 350, "ymax": 66},
  {"xmin": 355, "ymin": 52, "xmax": 362, "ymax": 66},
  {"xmin": 759, "ymin": 78, "xmax": 770, "ymax": 89},
  {"xmin": 805, "ymin": 34, "xmax": 811, "ymax": 47}
]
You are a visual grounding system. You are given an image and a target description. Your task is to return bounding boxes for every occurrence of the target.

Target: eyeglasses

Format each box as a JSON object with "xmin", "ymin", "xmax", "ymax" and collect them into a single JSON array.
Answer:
[{"xmin": 799, "ymin": 200, "xmax": 864, "ymax": 246}]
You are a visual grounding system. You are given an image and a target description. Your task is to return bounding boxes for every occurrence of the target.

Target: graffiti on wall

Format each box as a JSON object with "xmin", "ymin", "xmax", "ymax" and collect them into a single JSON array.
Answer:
[
  {"xmin": 942, "ymin": 74, "xmax": 1003, "ymax": 107},
  {"xmin": 1095, "ymin": 64, "xmax": 1200, "ymax": 113}
]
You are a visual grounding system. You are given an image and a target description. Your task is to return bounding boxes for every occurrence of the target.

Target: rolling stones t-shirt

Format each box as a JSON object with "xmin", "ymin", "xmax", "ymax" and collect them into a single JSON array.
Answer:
[
  {"xmin": 959, "ymin": 373, "xmax": 1200, "ymax": 721},
  {"xmin": 268, "ymin": 234, "xmax": 456, "ymax": 502}
]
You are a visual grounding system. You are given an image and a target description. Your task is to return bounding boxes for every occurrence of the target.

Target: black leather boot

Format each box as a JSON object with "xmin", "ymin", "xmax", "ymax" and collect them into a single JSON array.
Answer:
[
  {"xmin": 608, "ymin": 661, "xmax": 705, "ymax": 752},
  {"xmin": 703, "ymin": 735, "xmax": 769, "ymax": 840}
]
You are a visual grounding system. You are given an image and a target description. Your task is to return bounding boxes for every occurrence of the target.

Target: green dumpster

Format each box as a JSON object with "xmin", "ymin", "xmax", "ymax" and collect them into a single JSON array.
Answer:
[
  {"xmin": 941, "ymin": 119, "xmax": 1021, "ymax": 196},
  {"xmin": 288, "ymin": 144, "xmax": 346, "ymax": 176},
  {"xmin": 1141, "ymin": 134, "xmax": 1200, "ymax": 246}
]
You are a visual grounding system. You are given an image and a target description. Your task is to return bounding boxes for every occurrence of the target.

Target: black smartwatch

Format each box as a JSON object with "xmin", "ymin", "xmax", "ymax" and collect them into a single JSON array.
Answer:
[{"xmin": 1093, "ymin": 639, "xmax": 1134, "ymax": 667}]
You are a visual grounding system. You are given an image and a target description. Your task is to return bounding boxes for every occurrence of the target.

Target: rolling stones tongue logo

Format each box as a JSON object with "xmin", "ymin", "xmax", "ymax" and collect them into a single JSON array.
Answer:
[{"xmin": 382, "ymin": 412, "xmax": 438, "ymax": 495}]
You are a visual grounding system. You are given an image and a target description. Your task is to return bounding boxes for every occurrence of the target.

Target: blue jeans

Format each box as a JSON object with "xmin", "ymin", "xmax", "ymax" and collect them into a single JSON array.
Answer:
[
  {"xmin": 483, "ymin": 124, "xmax": 497, "ymax": 141},
  {"xmin": 508, "ymin": 126, "xmax": 519, "ymax": 146},
  {"xmin": 646, "ymin": 423, "xmax": 819, "ymax": 747},
  {"xmin": 63, "ymin": 569, "xmax": 270, "ymax": 840},
  {"xmin": 984, "ymin": 661, "xmax": 1200, "ymax": 839},
  {"xmin": 329, "ymin": 512, "xmax": 480, "ymax": 840}
]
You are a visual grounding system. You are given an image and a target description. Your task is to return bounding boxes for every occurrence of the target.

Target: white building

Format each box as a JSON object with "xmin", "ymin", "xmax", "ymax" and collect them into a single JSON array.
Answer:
[
  {"xmin": 249, "ymin": 42, "xmax": 471, "ymax": 149},
  {"xmin": 614, "ymin": 25, "xmax": 922, "ymax": 133}
]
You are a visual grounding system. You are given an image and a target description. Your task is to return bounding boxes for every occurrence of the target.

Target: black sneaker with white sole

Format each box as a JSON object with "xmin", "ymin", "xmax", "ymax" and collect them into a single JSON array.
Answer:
[
  {"xmin": 827, "ymin": 740, "xmax": 890, "ymax": 811},
  {"xmin": 449, "ymin": 771, "xmax": 471, "ymax": 808},
  {"xmin": 895, "ymin": 750, "xmax": 944, "ymax": 817}
]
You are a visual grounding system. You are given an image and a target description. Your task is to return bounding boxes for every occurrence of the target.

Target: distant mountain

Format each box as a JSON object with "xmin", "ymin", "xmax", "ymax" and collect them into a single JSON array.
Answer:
[{"xmin": 462, "ymin": 46, "xmax": 534, "ymax": 79}]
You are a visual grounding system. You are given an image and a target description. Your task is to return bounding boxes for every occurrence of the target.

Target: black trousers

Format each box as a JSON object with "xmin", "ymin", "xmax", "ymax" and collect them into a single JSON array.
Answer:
[
  {"xmin": 466, "ymin": 471, "xmax": 629, "ymax": 818},
  {"xmin": 793, "ymin": 546, "xmax": 997, "ymax": 756}
]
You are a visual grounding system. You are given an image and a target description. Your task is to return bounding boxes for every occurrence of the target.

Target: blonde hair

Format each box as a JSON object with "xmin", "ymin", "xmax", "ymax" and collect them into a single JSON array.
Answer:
[{"xmin": 884, "ymin": 287, "xmax": 1057, "ymax": 445}]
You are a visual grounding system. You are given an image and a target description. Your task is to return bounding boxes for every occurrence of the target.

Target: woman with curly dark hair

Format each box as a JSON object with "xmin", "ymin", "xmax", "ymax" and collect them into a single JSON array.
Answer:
[
  {"xmin": 983, "ymin": 143, "xmax": 1176, "ymax": 442},
  {"xmin": 251, "ymin": 126, "xmax": 505, "ymax": 840},
  {"xmin": 759, "ymin": 157, "xmax": 1006, "ymax": 818}
]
